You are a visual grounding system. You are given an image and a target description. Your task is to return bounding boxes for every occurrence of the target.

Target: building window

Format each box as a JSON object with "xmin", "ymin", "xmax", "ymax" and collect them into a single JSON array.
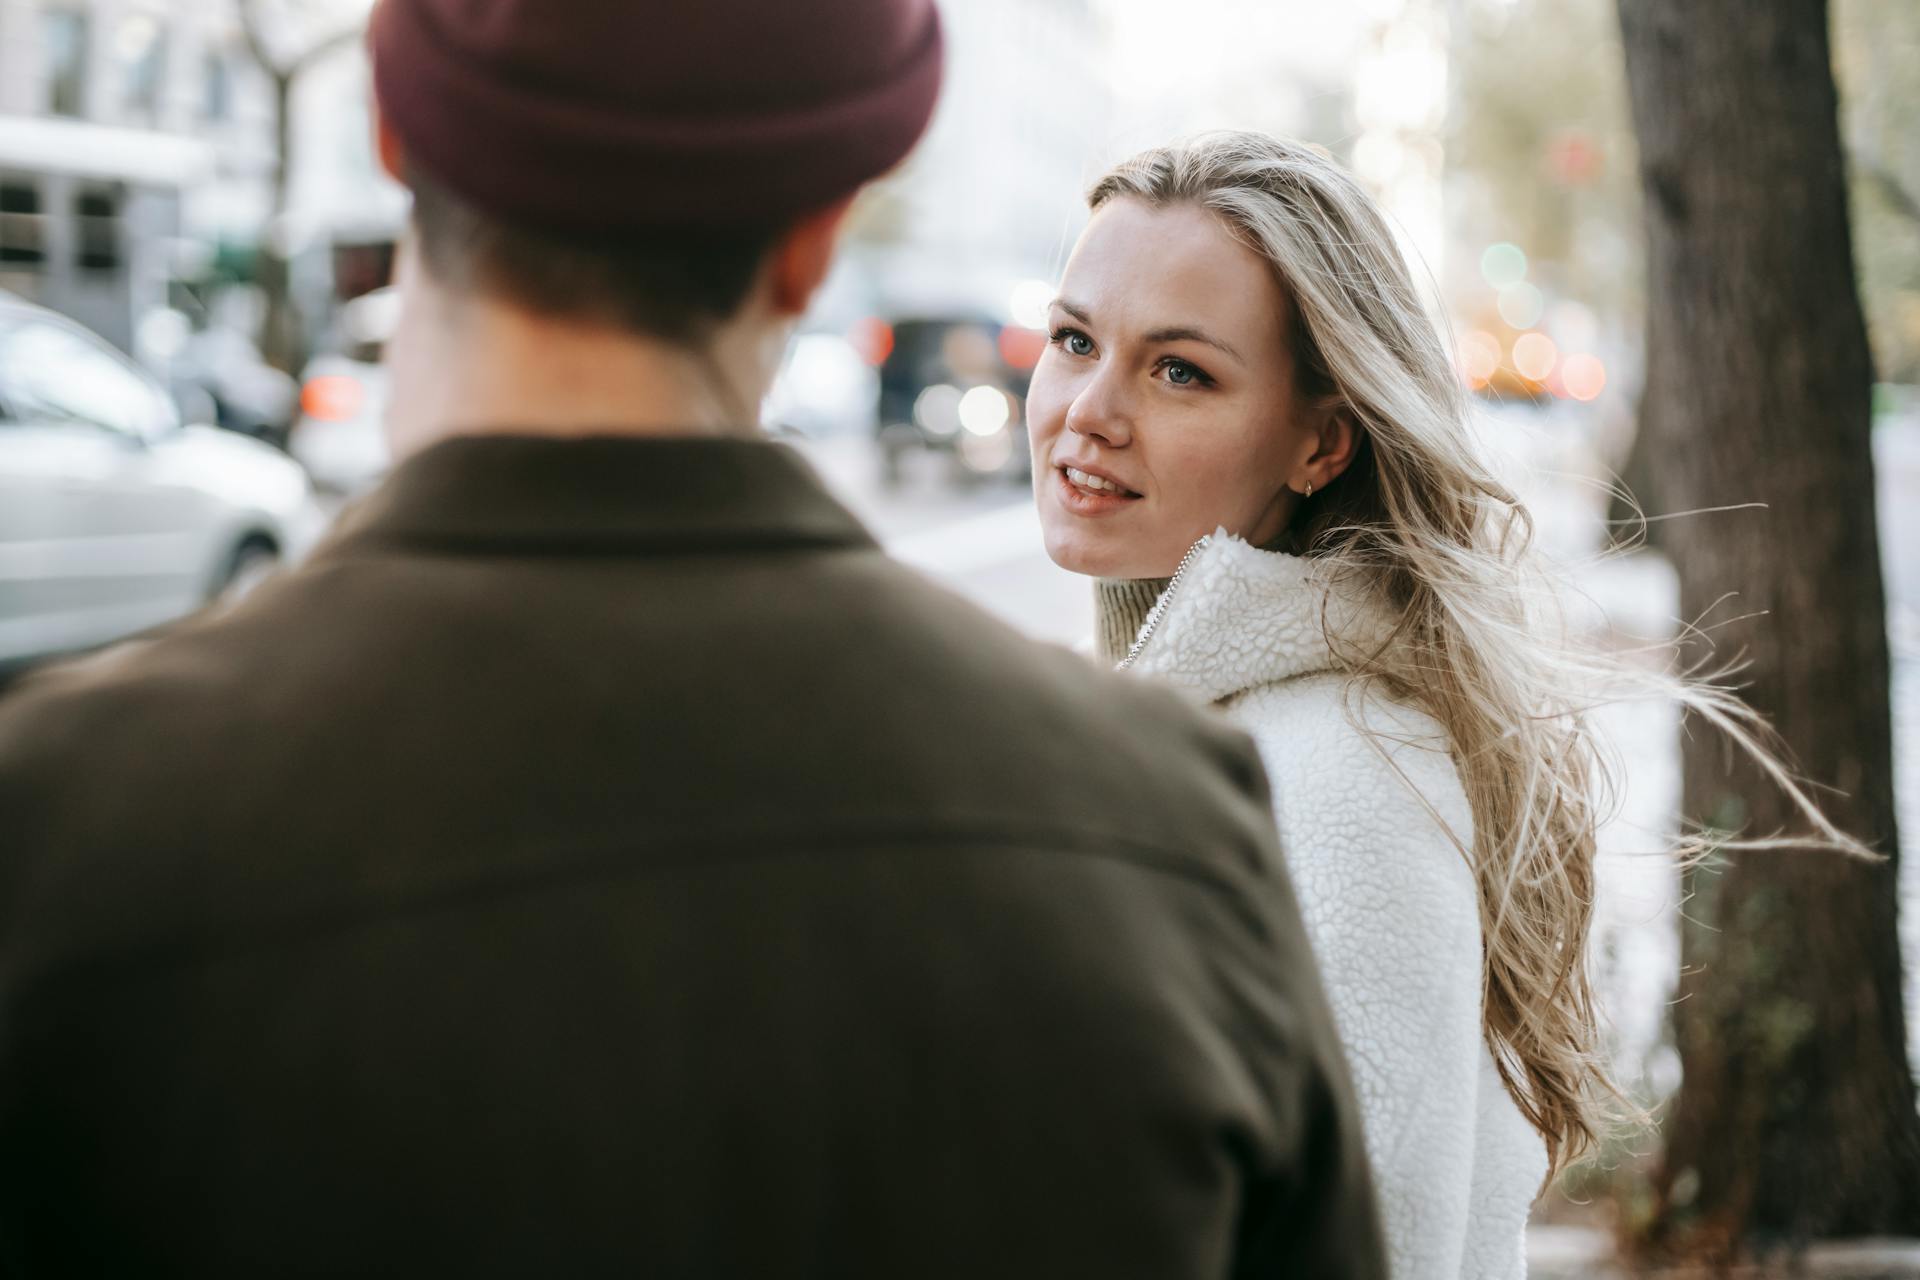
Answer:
[
  {"xmin": 75, "ymin": 188, "xmax": 122, "ymax": 272},
  {"xmin": 41, "ymin": 9, "xmax": 89, "ymax": 118},
  {"xmin": 117, "ymin": 14, "xmax": 167, "ymax": 126},
  {"xmin": 0, "ymin": 184, "xmax": 46, "ymax": 268},
  {"xmin": 204, "ymin": 48, "xmax": 232, "ymax": 122}
]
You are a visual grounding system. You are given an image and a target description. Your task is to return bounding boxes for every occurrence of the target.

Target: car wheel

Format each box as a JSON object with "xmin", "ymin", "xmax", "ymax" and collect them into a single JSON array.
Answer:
[{"xmin": 213, "ymin": 539, "xmax": 281, "ymax": 607}]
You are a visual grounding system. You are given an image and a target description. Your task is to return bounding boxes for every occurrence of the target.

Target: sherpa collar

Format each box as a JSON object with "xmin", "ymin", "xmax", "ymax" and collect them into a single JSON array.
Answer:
[{"xmin": 1119, "ymin": 531, "xmax": 1399, "ymax": 704}]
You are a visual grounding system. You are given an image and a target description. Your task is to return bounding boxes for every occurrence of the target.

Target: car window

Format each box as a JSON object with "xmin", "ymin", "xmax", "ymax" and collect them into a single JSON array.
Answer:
[{"xmin": 0, "ymin": 318, "xmax": 175, "ymax": 438}]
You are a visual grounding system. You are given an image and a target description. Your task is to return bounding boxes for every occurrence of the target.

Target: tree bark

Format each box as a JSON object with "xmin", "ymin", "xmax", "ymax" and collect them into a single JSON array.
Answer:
[{"xmin": 1616, "ymin": 0, "xmax": 1920, "ymax": 1256}]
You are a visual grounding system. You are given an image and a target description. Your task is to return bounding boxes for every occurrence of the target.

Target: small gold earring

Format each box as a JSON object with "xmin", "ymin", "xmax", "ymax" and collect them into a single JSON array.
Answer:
[{"xmin": 1303, "ymin": 479, "xmax": 1314, "ymax": 499}]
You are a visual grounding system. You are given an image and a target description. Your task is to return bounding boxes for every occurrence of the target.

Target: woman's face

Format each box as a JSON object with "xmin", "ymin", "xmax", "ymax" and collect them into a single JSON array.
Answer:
[{"xmin": 1028, "ymin": 197, "xmax": 1335, "ymax": 580}]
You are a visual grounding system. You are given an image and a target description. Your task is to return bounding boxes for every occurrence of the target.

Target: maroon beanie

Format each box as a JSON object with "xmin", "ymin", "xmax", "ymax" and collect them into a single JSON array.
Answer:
[{"xmin": 369, "ymin": 0, "xmax": 943, "ymax": 236}]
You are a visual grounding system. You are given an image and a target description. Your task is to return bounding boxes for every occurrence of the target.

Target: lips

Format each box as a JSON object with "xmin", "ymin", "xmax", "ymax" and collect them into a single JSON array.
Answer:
[
  {"xmin": 1055, "ymin": 461, "xmax": 1143, "ymax": 499},
  {"xmin": 1051, "ymin": 462, "xmax": 1144, "ymax": 516},
  {"xmin": 1062, "ymin": 465, "xmax": 1140, "ymax": 498}
]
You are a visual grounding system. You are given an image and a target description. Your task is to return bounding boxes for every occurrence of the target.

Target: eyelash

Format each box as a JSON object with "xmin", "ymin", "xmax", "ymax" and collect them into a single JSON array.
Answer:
[
  {"xmin": 1048, "ymin": 326, "xmax": 1093, "ymax": 355},
  {"xmin": 1047, "ymin": 327, "xmax": 1216, "ymax": 389},
  {"xmin": 1157, "ymin": 356, "xmax": 1215, "ymax": 388}
]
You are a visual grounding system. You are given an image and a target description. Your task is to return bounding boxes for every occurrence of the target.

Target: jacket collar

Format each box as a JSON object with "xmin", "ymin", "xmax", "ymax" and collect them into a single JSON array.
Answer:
[
  {"xmin": 1123, "ymin": 531, "xmax": 1399, "ymax": 704},
  {"xmin": 326, "ymin": 433, "xmax": 877, "ymax": 557}
]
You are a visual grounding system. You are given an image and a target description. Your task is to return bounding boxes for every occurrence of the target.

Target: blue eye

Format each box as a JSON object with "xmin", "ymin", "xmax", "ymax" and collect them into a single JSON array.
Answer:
[
  {"xmin": 1052, "ymin": 328, "xmax": 1094, "ymax": 357},
  {"xmin": 1161, "ymin": 358, "xmax": 1211, "ymax": 387}
]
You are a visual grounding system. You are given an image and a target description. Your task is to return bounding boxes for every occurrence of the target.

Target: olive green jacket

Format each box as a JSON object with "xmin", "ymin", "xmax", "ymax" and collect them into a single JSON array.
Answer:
[{"xmin": 0, "ymin": 434, "xmax": 1382, "ymax": 1278}]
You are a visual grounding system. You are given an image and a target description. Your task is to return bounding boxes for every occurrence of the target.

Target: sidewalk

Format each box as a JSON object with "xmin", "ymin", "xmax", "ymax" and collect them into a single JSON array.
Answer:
[{"xmin": 1530, "ymin": 1227, "xmax": 1920, "ymax": 1278}]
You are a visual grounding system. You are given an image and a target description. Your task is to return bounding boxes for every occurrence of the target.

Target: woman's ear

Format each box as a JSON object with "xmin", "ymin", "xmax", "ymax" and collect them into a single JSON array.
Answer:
[{"xmin": 1303, "ymin": 405, "xmax": 1359, "ymax": 490}]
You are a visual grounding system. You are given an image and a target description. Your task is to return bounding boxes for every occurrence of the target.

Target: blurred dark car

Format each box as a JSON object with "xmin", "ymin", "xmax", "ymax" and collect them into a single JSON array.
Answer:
[
  {"xmin": 168, "ymin": 325, "xmax": 301, "ymax": 451},
  {"xmin": 873, "ymin": 314, "xmax": 1045, "ymax": 486}
]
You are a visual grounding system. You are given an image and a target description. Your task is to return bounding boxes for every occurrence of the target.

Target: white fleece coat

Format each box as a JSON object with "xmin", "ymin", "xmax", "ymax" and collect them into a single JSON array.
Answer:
[{"xmin": 1122, "ymin": 532, "xmax": 1546, "ymax": 1280}]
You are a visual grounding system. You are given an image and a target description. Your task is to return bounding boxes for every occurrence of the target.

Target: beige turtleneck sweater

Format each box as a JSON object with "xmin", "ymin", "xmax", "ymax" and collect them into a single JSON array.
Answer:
[{"xmin": 1093, "ymin": 577, "xmax": 1170, "ymax": 665}]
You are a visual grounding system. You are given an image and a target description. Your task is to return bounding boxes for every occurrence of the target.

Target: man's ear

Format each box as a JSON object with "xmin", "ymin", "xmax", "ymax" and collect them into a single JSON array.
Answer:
[
  {"xmin": 374, "ymin": 103, "xmax": 406, "ymax": 183},
  {"xmin": 767, "ymin": 196, "xmax": 856, "ymax": 318}
]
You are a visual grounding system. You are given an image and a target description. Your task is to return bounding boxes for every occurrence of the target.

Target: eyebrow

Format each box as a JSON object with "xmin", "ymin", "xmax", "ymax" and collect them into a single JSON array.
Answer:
[
  {"xmin": 1145, "ymin": 326, "xmax": 1244, "ymax": 364},
  {"xmin": 1050, "ymin": 298, "xmax": 1245, "ymax": 365}
]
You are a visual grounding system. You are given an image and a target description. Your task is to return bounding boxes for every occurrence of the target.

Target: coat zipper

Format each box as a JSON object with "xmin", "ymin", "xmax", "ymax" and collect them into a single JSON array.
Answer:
[{"xmin": 1118, "ymin": 535, "xmax": 1210, "ymax": 671}]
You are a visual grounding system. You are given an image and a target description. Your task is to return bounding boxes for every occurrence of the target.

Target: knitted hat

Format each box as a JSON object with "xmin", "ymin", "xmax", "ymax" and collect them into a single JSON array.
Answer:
[{"xmin": 369, "ymin": 0, "xmax": 944, "ymax": 235}]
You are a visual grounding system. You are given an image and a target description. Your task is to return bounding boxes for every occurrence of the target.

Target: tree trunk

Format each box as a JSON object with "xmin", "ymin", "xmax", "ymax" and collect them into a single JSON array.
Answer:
[
  {"xmin": 236, "ymin": 4, "xmax": 361, "ymax": 375},
  {"xmin": 257, "ymin": 72, "xmax": 304, "ymax": 375},
  {"xmin": 1616, "ymin": 0, "xmax": 1920, "ymax": 1256}
]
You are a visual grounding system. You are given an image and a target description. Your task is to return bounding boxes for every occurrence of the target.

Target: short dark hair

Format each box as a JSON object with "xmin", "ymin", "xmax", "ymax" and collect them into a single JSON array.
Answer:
[{"xmin": 406, "ymin": 166, "xmax": 781, "ymax": 343}]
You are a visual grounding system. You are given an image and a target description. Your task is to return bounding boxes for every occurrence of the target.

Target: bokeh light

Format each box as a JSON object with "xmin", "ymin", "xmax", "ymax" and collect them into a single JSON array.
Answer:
[
  {"xmin": 1560, "ymin": 353, "xmax": 1608, "ymax": 402},
  {"xmin": 1498, "ymin": 281, "xmax": 1546, "ymax": 330},
  {"xmin": 300, "ymin": 374, "xmax": 364, "ymax": 422},
  {"xmin": 849, "ymin": 316, "xmax": 894, "ymax": 367},
  {"xmin": 998, "ymin": 326, "xmax": 1047, "ymax": 370},
  {"xmin": 1511, "ymin": 332, "xmax": 1558, "ymax": 381},
  {"xmin": 913, "ymin": 383, "xmax": 962, "ymax": 436},
  {"xmin": 1546, "ymin": 133, "xmax": 1603, "ymax": 185},
  {"xmin": 1480, "ymin": 242, "xmax": 1528, "ymax": 289},
  {"xmin": 958, "ymin": 385, "xmax": 1012, "ymax": 437},
  {"xmin": 1458, "ymin": 330, "xmax": 1503, "ymax": 386}
]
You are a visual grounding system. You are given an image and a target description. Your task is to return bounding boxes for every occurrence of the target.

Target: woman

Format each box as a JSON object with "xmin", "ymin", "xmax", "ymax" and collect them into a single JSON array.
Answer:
[{"xmin": 1027, "ymin": 132, "xmax": 1847, "ymax": 1278}]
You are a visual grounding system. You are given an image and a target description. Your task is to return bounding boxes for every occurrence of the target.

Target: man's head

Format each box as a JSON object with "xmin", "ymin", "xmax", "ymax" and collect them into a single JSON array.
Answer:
[
  {"xmin": 365, "ymin": 0, "xmax": 942, "ymax": 444},
  {"xmin": 399, "ymin": 163, "xmax": 800, "ymax": 348}
]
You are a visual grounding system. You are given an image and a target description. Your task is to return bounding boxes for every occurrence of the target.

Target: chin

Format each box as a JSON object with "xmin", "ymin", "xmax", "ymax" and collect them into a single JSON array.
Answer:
[
  {"xmin": 1040, "ymin": 536, "xmax": 1099, "ymax": 579},
  {"xmin": 1040, "ymin": 521, "xmax": 1145, "ymax": 580}
]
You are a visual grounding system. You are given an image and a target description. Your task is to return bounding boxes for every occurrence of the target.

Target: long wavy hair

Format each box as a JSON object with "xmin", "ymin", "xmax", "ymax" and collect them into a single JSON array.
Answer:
[{"xmin": 1089, "ymin": 131, "xmax": 1861, "ymax": 1176}]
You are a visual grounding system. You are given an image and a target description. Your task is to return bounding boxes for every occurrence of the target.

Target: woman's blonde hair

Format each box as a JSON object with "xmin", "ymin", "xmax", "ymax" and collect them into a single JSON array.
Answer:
[{"xmin": 1089, "ymin": 131, "xmax": 1861, "ymax": 1176}]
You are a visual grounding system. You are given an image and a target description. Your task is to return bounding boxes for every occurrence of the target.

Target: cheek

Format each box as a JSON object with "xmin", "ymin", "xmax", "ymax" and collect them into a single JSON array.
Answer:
[
  {"xmin": 1023, "ymin": 362, "xmax": 1071, "ymax": 448},
  {"xmin": 1156, "ymin": 417, "xmax": 1287, "ymax": 526}
]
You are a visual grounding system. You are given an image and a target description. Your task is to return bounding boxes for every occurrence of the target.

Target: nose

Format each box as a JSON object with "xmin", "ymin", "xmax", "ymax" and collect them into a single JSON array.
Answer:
[{"xmin": 1063, "ymin": 367, "xmax": 1133, "ymax": 450}]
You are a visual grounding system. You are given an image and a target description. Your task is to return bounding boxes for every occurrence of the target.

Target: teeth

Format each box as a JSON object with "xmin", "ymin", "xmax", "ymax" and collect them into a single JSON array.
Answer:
[{"xmin": 1066, "ymin": 466, "xmax": 1130, "ymax": 495}]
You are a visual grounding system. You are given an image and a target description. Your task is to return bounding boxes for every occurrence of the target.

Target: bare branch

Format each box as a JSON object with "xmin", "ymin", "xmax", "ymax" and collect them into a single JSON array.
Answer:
[
  {"xmin": 236, "ymin": 0, "xmax": 280, "ymax": 79},
  {"xmin": 235, "ymin": 0, "xmax": 364, "ymax": 82},
  {"xmin": 289, "ymin": 24, "xmax": 365, "ymax": 77}
]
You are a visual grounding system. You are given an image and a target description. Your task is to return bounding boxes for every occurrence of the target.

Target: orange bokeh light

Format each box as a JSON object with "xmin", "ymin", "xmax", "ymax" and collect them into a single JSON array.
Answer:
[
  {"xmin": 849, "ymin": 317, "xmax": 894, "ymax": 367},
  {"xmin": 1561, "ymin": 353, "xmax": 1607, "ymax": 401},
  {"xmin": 1458, "ymin": 330, "xmax": 1502, "ymax": 385},
  {"xmin": 998, "ymin": 325, "xmax": 1048, "ymax": 370},
  {"xmin": 1511, "ymin": 332, "xmax": 1559, "ymax": 382},
  {"xmin": 300, "ymin": 375, "xmax": 365, "ymax": 423}
]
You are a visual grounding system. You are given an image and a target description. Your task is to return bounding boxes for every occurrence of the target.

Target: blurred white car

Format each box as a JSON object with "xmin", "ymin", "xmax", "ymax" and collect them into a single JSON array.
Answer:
[
  {"xmin": 288, "ymin": 287, "xmax": 397, "ymax": 494},
  {"xmin": 0, "ymin": 294, "xmax": 324, "ymax": 669}
]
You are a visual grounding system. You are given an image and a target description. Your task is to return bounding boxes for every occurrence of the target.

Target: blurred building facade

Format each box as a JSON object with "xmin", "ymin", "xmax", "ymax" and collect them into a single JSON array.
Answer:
[
  {"xmin": 0, "ymin": 0, "xmax": 387, "ymax": 363},
  {"xmin": 0, "ymin": 0, "xmax": 283, "ymax": 350}
]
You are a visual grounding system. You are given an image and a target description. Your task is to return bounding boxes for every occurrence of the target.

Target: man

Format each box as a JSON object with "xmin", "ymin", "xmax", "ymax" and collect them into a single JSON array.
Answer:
[{"xmin": 0, "ymin": 1, "xmax": 1384, "ymax": 1274}]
